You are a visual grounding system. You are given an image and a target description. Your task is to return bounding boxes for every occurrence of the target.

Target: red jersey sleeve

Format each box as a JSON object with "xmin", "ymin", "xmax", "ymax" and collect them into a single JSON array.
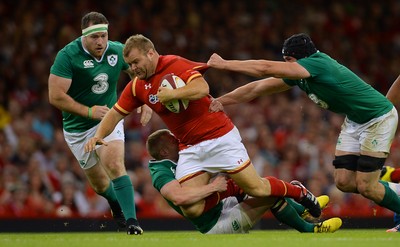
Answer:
[{"xmin": 113, "ymin": 79, "xmax": 143, "ymax": 116}]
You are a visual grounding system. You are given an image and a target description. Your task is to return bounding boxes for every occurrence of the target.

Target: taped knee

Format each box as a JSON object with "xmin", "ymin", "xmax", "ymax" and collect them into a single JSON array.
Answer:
[
  {"xmin": 357, "ymin": 155, "xmax": 386, "ymax": 172},
  {"xmin": 333, "ymin": 155, "xmax": 359, "ymax": 171}
]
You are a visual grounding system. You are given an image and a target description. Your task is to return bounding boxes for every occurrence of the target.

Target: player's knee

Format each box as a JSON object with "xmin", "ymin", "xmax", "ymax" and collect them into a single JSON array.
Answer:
[
  {"xmin": 89, "ymin": 179, "xmax": 111, "ymax": 194},
  {"xmin": 334, "ymin": 174, "xmax": 355, "ymax": 192},
  {"xmin": 355, "ymin": 155, "xmax": 386, "ymax": 199},
  {"xmin": 333, "ymin": 155, "xmax": 359, "ymax": 192},
  {"xmin": 356, "ymin": 181, "xmax": 377, "ymax": 199},
  {"xmin": 334, "ymin": 181, "xmax": 353, "ymax": 193},
  {"xmin": 93, "ymin": 184, "xmax": 108, "ymax": 194}
]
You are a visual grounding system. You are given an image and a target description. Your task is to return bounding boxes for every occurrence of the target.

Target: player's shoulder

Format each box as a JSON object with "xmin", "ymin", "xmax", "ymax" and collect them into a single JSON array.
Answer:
[
  {"xmin": 161, "ymin": 55, "xmax": 207, "ymax": 71},
  {"xmin": 149, "ymin": 159, "xmax": 177, "ymax": 169},
  {"xmin": 306, "ymin": 51, "xmax": 332, "ymax": 62},
  {"xmin": 160, "ymin": 54, "xmax": 180, "ymax": 63},
  {"xmin": 108, "ymin": 40, "xmax": 124, "ymax": 49},
  {"xmin": 105, "ymin": 40, "xmax": 124, "ymax": 55},
  {"xmin": 58, "ymin": 37, "xmax": 82, "ymax": 56}
]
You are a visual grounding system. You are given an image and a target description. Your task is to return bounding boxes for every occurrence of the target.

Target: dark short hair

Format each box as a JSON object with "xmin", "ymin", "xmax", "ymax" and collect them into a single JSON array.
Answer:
[
  {"xmin": 81, "ymin": 12, "xmax": 109, "ymax": 29},
  {"xmin": 282, "ymin": 33, "xmax": 317, "ymax": 59}
]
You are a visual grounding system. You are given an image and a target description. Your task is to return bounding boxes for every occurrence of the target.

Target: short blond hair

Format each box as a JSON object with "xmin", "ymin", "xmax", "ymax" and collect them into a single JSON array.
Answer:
[{"xmin": 123, "ymin": 34, "xmax": 155, "ymax": 58}]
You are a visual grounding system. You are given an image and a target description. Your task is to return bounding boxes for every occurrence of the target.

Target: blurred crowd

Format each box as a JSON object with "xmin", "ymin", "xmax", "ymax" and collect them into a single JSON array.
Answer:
[{"xmin": 1, "ymin": 0, "xmax": 400, "ymax": 220}]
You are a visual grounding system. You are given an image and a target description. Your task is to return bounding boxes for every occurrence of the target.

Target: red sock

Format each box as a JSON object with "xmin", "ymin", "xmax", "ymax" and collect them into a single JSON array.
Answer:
[
  {"xmin": 203, "ymin": 179, "xmax": 242, "ymax": 213},
  {"xmin": 391, "ymin": 169, "xmax": 400, "ymax": 183},
  {"xmin": 265, "ymin": 176, "xmax": 302, "ymax": 201}
]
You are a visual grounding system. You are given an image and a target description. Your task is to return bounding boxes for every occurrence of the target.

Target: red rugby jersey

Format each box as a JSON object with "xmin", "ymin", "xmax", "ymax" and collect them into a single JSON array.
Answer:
[{"xmin": 114, "ymin": 55, "xmax": 234, "ymax": 147}]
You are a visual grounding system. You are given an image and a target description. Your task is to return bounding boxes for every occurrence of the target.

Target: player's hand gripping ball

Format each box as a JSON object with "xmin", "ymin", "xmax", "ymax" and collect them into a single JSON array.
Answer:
[{"xmin": 160, "ymin": 74, "xmax": 189, "ymax": 113}]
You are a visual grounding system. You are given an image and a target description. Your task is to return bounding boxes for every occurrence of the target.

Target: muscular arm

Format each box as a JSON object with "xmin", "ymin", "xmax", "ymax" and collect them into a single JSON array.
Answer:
[
  {"xmin": 95, "ymin": 108, "xmax": 124, "ymax": 138},
  {"xmin": 157, "ymin": 77, "xmax": 209, "ymax": 103},
  {"xmin": 84, "ymin": 108, "xmax": 124, "ymax": 152},
  {"xmin": 386, "ymin": 75, "xmax": 400, "ymax": 108},
  {"xmin": 216, "ymin": 77, "xmax": 292, "ymax": 106},
  {"xmin": 160, "ymin": 176, "xmax": 225, "ymax": 206},
  {"xmin": 207, "ymin": 53, "xmax": 310, "ymax": 79},
  {"xmin": 48, "ymin": 74, "xmax": 89, "ymax": 117}
]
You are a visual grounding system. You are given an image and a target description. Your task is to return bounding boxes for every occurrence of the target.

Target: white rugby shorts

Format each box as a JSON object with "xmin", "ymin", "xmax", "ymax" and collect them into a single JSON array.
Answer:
[
  {"xmin": 63, "ymin": 120, "xmax": 125, "ymax": 169},
  {"xmin": 336, "ymin": 107, "xmax": 398, "ymax": 154},
  {"xmin": 175, "ymin": 126, "xmax": 251, "ymax": 181},
  {"xmin": 206, "ymin": 197, "xmax": 252, "ymax": 234}
]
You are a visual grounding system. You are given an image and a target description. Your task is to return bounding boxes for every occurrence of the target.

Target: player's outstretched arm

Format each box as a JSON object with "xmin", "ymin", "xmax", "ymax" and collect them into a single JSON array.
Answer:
[
  {"xmin": 207, "ymin": 53, "xmax": 271, "ymax": 77},
  {"xmin": 207, "ymin": 53, "xmax": 310, "ymax": 79},
  {"xmin": 210, "ymin": 77, "xmax": 291, "ymax": 111},
  {"xmin": 84, "ymin": 108, "xmax": 124, "ymax": 152}
]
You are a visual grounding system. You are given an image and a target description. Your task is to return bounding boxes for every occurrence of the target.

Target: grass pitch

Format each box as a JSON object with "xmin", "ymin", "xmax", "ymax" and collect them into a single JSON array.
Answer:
[{"xmin": 1, "ymin": 230, "xmax": 399, "ymax": 247}]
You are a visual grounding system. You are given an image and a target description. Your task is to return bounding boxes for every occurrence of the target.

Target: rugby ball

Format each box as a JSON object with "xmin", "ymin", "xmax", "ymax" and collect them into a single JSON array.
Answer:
[{"xmin": 160, "ymin": 74, "xmax": 189, "ymax": 113}]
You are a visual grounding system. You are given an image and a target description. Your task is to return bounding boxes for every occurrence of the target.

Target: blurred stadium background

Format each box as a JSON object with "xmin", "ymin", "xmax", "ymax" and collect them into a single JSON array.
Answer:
[{"xmin": 0, "ymin": 0, "xmax": 399, "ymax": 231}]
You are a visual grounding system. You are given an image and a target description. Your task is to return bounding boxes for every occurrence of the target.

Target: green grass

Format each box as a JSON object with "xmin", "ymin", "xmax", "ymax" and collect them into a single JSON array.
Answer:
[{"xmin": 1, "ymin": 230, "xmax": 399, "ymax": 247}]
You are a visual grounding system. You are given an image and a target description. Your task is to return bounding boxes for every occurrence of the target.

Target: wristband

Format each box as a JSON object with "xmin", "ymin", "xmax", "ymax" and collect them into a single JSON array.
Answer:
[{"xmin": 88, "ymin": 107, "xmax": 93, "ymax": 119}]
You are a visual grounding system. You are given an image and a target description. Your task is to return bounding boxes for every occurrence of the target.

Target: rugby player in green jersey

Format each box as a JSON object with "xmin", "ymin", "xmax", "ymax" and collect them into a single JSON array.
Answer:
[
  {"xmin": 207, "ymin": 33, "xmax": 400, "ymax": 227},
  {"xmin": 145, "ymin": 129, "xmax": 342, "ymax": 234},
  {"xmin": 48, "ymin": 12, "xmax": 150, "ymax": 235}
]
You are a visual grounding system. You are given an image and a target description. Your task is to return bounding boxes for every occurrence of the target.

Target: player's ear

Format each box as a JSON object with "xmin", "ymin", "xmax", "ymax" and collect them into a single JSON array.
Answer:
[
  {"xmin": 147, "ymin": 48, "xmax": 155, "ymax": 58},
  {"xmin": 159, "ymin": 147, "xmax": 169, "ymax": 159}
]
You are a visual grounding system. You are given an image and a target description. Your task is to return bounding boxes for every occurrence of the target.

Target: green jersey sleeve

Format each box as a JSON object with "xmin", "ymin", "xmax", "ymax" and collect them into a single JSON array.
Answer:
[
  {"xmin": 50, "ymin": 49, "xmax": 73, "ymax": 79},
  {"xmin": 148, "ymin": 159, "xmax": 177, "ymax": 192},
  {"xmin": 283, "ymin": 52, "xmax": 393, "ymax": 123}
]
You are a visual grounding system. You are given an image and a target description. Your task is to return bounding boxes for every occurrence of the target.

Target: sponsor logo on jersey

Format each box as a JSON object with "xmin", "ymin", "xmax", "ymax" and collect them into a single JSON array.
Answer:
[
  {"xmin": 232, "ymin": 220, "xmax": 241, "ymax": 231},
  {"xmin": 308, "ymin": 93, "xmax": 328, "ymax": 109},
  {"xmin": 107, "ymin": 54, "xmax": 118, "ymax": 67},
  {"xmin": 144, "ymin": 84, "xmax": 152, "ymax": 90},
  {"xmin": 92, "ymin": 73, "xmax": 109, "ymax": 94},
  {"xmin": 83, "ymin": 60, "xmax": 94, "ymax": 68},
  {"xmin": 149, "ymin": 94, "xmax": 158, "ymax": 104}
]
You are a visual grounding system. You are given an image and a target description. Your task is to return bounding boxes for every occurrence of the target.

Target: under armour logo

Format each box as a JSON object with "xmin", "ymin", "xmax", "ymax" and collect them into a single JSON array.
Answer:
[{"xmin": 145, "ymin": 84, "xmax": 152, "ymax": 90}]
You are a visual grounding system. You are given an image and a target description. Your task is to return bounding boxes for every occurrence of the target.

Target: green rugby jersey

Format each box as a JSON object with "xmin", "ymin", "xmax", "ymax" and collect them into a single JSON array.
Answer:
[
  {"xmin": 283, "ymin": 52, "xmax": 393, "ymax": 124},
  {"xmin": 149, "ymin": 159, "xmax": 222, "ymax": 233},
  {"xmin": 50, "ymin": 37, "xmax": 129, "ymax": 132}
]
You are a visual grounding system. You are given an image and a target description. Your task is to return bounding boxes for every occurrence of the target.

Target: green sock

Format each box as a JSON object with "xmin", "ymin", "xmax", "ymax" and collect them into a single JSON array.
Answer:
[
  {"xmin": 286, "ymin": 198, "xmax": 305, "ymax": 215},
  {"xmin": 378, "ymin": 181, "xmax": 400, "ymax": 214},
  {"xmin": 113, "ymin": 175, "xmax": 137, "ymax": 220},
  {"xmin": 98, "ymin": 182, "xmax": 121, "ymax": 212},
  {"xmin": 272, "ymin": 199, "xmax": 315, "ymax": 232}
]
